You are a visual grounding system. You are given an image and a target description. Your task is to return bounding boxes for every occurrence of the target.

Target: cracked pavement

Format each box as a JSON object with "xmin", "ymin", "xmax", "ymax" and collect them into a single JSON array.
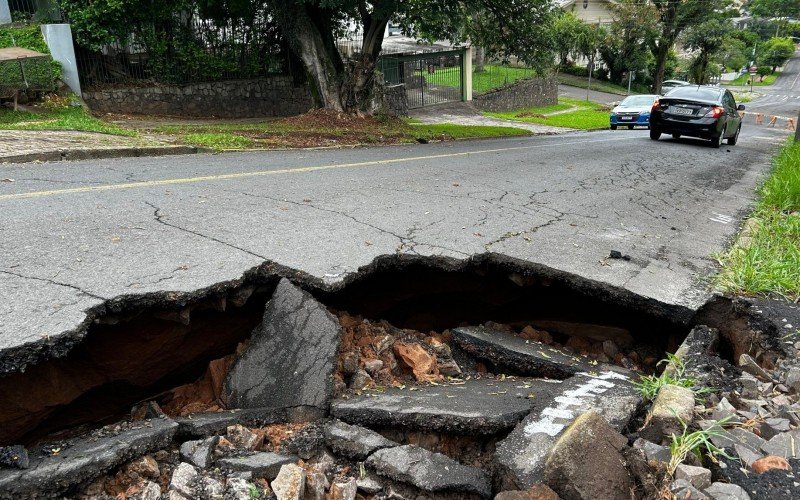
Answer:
[{"xmin": 0, "ymin": 128, "xmax": 790, "ymax": 361}]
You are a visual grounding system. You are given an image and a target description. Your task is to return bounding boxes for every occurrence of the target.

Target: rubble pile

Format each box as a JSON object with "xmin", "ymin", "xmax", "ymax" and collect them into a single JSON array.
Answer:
[{"xmin": 0, "ymin": 277, "xmax": 797, "ymax": 499}]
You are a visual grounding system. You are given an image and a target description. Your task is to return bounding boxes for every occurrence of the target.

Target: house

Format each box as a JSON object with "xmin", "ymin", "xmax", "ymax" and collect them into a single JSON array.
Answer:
[{"xmin": 558, "ymin": 0, "xmax": 616, "ymax": 25}]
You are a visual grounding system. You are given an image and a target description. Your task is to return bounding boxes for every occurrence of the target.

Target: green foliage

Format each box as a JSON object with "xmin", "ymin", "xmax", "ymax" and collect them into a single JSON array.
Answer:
[
  {"xmin": 716, "ymin": 37, "xmax": 748, "ymax": 72},
  {"xmin": 760, "ymin": 37, "xmax": 796, "ymax": 70},
  {"xmin": 0, "ymin": 97, "xmax": 135, "ymax": 136},
  {"xmin": 634, "ymin": 354, "xmax": 700, "ymax": 402},
  {"xmin": 716, "ymin": 140, "xmax": 800, "ymax": 300},
  {"xmin": 668, "ymin": 418, "xmax": 735, "ymax": 476},
  {"xmin": 0, "ymin": 25, "xmax": 61, "ymax": 92},
  {"xmin": 683, "ymin": 18, "xmax": 732, "ymax": 83},
  {"xmin": 598, "ymin": 1, "xmax": 656, "ymax": 85},
  {"xmin": 484, "ymin": 97, "xmax": 610, "ymax": 130}
]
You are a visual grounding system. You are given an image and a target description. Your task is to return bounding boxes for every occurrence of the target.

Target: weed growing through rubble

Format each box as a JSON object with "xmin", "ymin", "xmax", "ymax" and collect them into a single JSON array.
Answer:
[
  {"xmin": 667, "ymin": 418, "xmax": 735, "ymax": 476},
  {"xmin": 634, "ymin": 354, "xmax": 699, "ymax": 401}
]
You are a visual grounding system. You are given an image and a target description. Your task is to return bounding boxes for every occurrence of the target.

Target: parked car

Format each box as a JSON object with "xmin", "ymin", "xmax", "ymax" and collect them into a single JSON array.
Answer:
[
  {"xmin": 610, "ymin": 94, "xmax": 660, "ymax": 130},
  {"xmin": 660, "ymin": 79, "xmax": 691, "ymax": 93},
  {"xmin": 649, "ymin": 86, "xmax": 745, "ymax": 148}
]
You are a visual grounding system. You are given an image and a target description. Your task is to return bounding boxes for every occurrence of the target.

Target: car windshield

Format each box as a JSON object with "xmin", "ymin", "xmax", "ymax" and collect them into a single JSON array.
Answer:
[
  {"xmin": 666, "ymin": 86, "xmax": 721, "ymax": 101},
  {"xmin": 620, "ymin": 95, "xmax": 656, "ymax": 106}
]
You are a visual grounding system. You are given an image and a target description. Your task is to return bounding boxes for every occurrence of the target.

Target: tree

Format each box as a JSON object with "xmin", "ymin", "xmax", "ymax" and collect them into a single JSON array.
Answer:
[
  {"xmin": 553, "ymin": 11, "xmax": 585, "ymax": 68},
  {"xmin": 759, "ymin": 36, "xmax": 796, "ymax": 71},
  {"xmin": 649, "ymin": 0, "xmax": 723, "ymax": 93},
  {"xmin": 748, "ymin": 0, "xmax": 800, "ymax": 37},
  {"xmin": 683, "ymin": 18, "xmax": 732, "ymax": 83},
  {"xmin": 271, "ymin": 0, "xmax": 556, "ymax": 112},
  {"xmin": 598, "ymin": 1, "xmax": 655, "ymax": 84},
  {"xmin": 716, "ymin": 36, "xmax": 748, "ymax": 71}
]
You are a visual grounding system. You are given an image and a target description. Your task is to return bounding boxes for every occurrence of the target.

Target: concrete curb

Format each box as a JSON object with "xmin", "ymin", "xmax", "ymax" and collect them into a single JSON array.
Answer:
[{"xmin": 0, "ymin": 145, "xmax": 203, "ymax": 165}]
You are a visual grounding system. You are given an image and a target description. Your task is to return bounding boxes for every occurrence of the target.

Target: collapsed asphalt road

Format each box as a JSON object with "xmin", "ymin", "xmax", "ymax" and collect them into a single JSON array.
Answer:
[{"xmin": 0, "ymin": 127, "xmax": 789, "ymax": 368}]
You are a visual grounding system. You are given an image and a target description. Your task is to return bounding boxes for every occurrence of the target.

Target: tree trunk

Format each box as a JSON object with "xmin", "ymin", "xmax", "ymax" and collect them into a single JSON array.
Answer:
[
  {"xmin": 652, "ymin": 41, "xmax": 671, "ymax": 94},
  {"xmin": 475, "ymin": 46, "xmax": 486, "ymax": 72}
]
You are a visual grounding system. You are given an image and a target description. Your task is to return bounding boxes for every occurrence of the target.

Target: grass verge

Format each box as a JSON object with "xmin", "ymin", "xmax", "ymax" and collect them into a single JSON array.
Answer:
[
  {"xmin": 483, "ymin": 97, "xmax": 610, "ymax": 130},
  {"xmin": 0, "ymin": 96, "xmax": 135, "ymax": 136},
  {"xmin": 715, "ymin": 139, "xmax": 800, "ymax": 300},
  {"xmin": 416, "ymin": 64, "xmax": 538, "ymax": 94},
  {"xmin": 151, "ymin": 111, "xmax": 531, "ymax": 151},
  {"xmin": 727, "ymin": 72, "xmax": 779, "ymax": 86}
]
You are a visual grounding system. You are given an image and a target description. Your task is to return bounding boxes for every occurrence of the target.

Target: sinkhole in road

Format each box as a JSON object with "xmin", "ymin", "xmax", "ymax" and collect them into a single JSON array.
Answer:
[{"xmin": 0, "ymin": 254, "xmax": 770, "ymax": 447}]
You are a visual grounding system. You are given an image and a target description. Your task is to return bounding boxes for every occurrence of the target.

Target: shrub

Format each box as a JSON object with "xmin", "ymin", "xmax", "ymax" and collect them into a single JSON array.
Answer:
[{"xmin": 0, "ymin": 25, "xmax": 61, "ymax": 93}]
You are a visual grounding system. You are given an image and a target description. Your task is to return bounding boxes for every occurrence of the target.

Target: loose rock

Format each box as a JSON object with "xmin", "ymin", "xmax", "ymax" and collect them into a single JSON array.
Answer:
[
  {"xmin": 271, "ymin": 463, "xmax": 306, "ymax": 500},
  {"xmin": 675, "ymin": 464, "xmax": 712, "ymax": 490},
  {"xmin": 752, "ymin": 455, "xmax": 791, "ymax": 474},
  {"xmin": 356, "ymin": 473, "xmax": 383, "ymax": 494},
  {"xmin": 349, "ymin": 369, "xmax": 373, "ymax": 391},
  {"xmin": 139, "ymin": 481, "xmax": 162, "ymax": 500},
  {"xmin": 305, "ymin": 470, "xmax": 329, "ymax": 500},
  {"xmin": 645, "ymin": 384, "xmax": 695, "ymax": 440},
  {"xmin": 218, "ymin": 452, "xmax": 298, "ymax": 480},
  {"xmin": 670, "ymin": 479, "xmax": 710, "ymax": 500},
  {"xmin": 329, "ymin": 477, "xmax": 357, "ymax": 500},
  {"xmin": 739, "ymin": 354, "xmax": 772, "ymax": 382},
  {"xmin": 704, "ymin": 482, "xmax": 752, "ymax": 500},
  {"xmin": 226, "ymin": 424, "xmax": 261, "ymax": 450},
  {"xmin": 494, "ymin": 484, "xmax": 559, "ymax": 499},
  {"xmin": 169, "ymin": 462, "xmax": 198, "ymax": 499},
  {"xmin": 226, "ymin": 477, "xmax": 258, "ymax": 500},
  {"xmin": 0, "ymin": 445, "xmax": 28, "ymax": 470},
  {"xmin": 180, "ymin": 436, "xmax": 218, "ymax": 469},
  {"xmin": 323, "ymin": 419, "xmax": 397, "ymax": 460},
  {"xmin": 224, "ymin": 278, "xmax": 342, "ymax": 410},
  {"xmin": 366, "ymin": 444, "xmax": 491, "ymax": 498},
  {"xmin": 543, "ymin": 410, "xmax": 634, "ymax": 500}
]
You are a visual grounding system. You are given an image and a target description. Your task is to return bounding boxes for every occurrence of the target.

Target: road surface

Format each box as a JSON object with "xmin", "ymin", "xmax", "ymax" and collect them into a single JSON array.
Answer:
[
  {"xmin": 0, "ymin": 126, "xmax": 789, "ymax": 366},
  {"xmin": 738, "ymin": 51, "xmax": 800, "ymax": 119}
]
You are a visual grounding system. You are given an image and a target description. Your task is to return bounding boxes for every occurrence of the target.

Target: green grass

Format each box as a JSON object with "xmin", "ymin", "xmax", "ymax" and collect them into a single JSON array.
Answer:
[
  {"xmin": 183, "ymin": 133, "xmax": 255, "ymax": 150},
  {"xmin": 482, "ymin": 97, "xmax": 610, "ymax": 130},
  {"xmin": 556, "ymin": 73, "xmax": 639, "ymax": 95},
  {"xmin": 0, "ymin": 102, "xmax": 135, "ymax": 136},
  {"xmin": 634, "ymin": 354, "xmax": 703, "ymax": 402},
  {"xmin": 408, "ymin": 123, "xmax": 530, "ymax": 140},
  {"xmin": 414, "ymin": 64, "xmax": 537, "ymax": 94},
  {"xmin": 727, "ymin": 72, "xmax": 779, "ymax": 86},
  {"xmin": 668, "ymin": 418, "xmax": 735, "ymax": 475},
  {"xmin": 716, "ymin": 140, "xmax": 800, "ymax": 300}
]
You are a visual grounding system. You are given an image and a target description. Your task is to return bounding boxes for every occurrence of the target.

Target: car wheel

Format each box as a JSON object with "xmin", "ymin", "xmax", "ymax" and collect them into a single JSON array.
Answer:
[
  {"xmin": 728, "ymin": 125, "xmax": 741, "ymax": 145},
  {"xmin": 610, "ymin": 125, "xmax": 617, "ymax": 130},
  {"xmin": 628, "ymin": 125, "xmax": 634, "ymax": 130},
  {"xmin": 650, "ymin": 128, "xmax": 661, "ymax": 140},
  {"xmin": 712, "ymin": 126, "xmax": 725, "ymax": 148},
  {"xmin": 672, "ymin": 133, "xmax": 681, "ymax": 139}
]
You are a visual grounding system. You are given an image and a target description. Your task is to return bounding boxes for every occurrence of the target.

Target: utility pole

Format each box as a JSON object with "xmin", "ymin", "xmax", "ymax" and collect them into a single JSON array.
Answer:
[{"xmin": 627, "ymin": 71, "xmax": 633, "ymax": 95}]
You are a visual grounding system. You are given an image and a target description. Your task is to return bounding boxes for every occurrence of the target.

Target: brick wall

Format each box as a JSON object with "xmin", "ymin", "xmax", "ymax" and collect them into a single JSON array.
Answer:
[
  {"xmin": 473, "ymin": 77, "xmax": 557, "ymax": 113},
  {"xmin": 83, "ymin": 77, "xmax": 313, "ymax": 118}
]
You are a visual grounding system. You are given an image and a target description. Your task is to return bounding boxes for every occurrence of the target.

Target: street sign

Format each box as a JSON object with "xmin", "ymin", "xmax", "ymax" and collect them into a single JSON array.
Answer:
[{"xmin": 749, "ymin": 66, "xmax": 757, "ymax": 74}]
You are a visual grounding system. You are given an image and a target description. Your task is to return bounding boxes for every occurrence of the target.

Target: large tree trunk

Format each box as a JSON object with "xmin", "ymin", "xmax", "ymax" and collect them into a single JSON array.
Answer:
[
  {"xmin": 273, "ymin": 2, "xmax": 391, "ymax": 113},
  {"xmin": 652, "ymin": 41, "xmax": 671, "ymax": 94}
]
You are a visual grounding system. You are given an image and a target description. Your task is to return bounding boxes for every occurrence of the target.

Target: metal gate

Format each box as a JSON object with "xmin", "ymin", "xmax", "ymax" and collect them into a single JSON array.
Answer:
[{"xmin": 379, "ymin": 49, "xmax": 465, "ymax": 109}]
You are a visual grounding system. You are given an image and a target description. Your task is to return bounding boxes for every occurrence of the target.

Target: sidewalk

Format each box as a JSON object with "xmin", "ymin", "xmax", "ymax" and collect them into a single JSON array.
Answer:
[
  {"xmin": 0, "ymin": 130, "xmax": 198, "ymax": 164},
  {"xmin": 410, "ymin": 102, "xmax": 570, "ymax": 134}
]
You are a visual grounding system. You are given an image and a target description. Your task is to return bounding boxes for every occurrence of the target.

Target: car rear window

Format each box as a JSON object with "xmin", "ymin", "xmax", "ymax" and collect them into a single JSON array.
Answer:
[
  {"xmin": 620, "ymin": 95, "xmax": 656, "ymax": 106},
  {"xmin": 665, "ymin": 86, "xmax": 721, "ymax": 101}
]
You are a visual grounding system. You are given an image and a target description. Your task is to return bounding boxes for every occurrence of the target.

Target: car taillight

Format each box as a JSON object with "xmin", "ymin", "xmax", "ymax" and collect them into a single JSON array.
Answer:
[
  {"xmin": 651, "ymin": 100, "xmax": 660, "ymax": 112},
  {"xmin": 705, "ymin": 106, "xmax": 724, "ymax": 118}
]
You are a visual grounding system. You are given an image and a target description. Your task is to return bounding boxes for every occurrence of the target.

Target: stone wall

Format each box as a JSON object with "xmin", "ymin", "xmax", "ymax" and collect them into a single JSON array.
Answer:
[
  {"xmin": 382, "ymin": 84, "xmax": 408, "ymax": 116},
  {"xmin": 83, "ymin": 77, "xmax": 313, "ymax": 118},
  {"xmin": 473, "ymin": 76, "xmax": 557, "ymax": 113}
]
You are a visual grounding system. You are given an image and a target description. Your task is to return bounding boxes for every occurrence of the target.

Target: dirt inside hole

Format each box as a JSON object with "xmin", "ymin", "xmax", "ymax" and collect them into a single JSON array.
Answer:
[{"xmin": 0, "ymin": 257, "xmax": 698, "ymax": 446}]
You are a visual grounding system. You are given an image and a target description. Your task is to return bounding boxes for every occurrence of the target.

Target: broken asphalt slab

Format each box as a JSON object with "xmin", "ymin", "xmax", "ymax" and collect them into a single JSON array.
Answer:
[
  {"xmin": 218, "ymin": 452, "xmax": 298, "ymax": 481},
  {"xmin": 495, "ymin": 370, "xmax": 642, "ymax": 489},
  {"xmin": 0, "ymin": 417, "xmax": 178, "ymax": 499},
  {"xmin": 366, "ymin": 444, "xmax": 492, "ymax": 498},
  {"xmin": 331, "ymin": 377, "xmax": 562, "ymax": 435},
  {"xmin": 323, "ymin": 420, "xmax": 397, "ymax": 460},
  {"xmin": 223, "ymin": 278, "xmax": 341, "ymax": 411},
  {"xmin": 452, "ymin": 325, "xmax": 597, "ymax": 378}
]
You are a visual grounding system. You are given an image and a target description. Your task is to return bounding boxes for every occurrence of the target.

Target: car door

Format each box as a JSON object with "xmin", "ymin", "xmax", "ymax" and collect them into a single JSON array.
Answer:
[{"xmin": 723, "ymin": 91, "xmax": 740, "ymax": 132}]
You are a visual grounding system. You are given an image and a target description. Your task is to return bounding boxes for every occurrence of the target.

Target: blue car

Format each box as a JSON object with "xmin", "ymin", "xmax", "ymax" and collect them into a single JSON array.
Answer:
[{"xmin": 610, "ymin": 94, "xmax": 660, "ymax": 130}]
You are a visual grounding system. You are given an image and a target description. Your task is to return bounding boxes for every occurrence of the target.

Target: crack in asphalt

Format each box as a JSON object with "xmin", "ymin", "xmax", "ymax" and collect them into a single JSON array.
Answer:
[
  {"xmin": 0, "ymin": 269, "xmax": 106, "ymax": 300},
  {"xmin": 144, "ymin": 201, "xmax": 268, "ymax": 260}
]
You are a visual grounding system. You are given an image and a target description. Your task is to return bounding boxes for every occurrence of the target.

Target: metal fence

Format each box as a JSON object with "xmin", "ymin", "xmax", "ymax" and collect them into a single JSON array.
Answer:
[
  {"xmin": 378, "ymin": 49, "xmax": 465, "ymax": 109},
  {"xmin": 471, "ymin": 61, "xmax": 536, "ymax": 95},
  {"xmin": 72, "ymin": 6, "xmax": 292, "ymax": 90},
  {"xmin": 5, "ymin": 0, "xmax": 62, "ymax": 23}
]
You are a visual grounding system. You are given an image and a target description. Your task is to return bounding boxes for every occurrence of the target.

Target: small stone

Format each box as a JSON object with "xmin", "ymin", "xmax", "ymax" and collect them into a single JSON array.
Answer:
[
  {"xmin": 784, "ymin": 367, "xmax": 800, "ymax": 394},
  {"xmin": 126, "ymin": 455, "xmax": 160, "ymax": 480},
  {"xmin": 734, "ymin": 443, "xmax": 762, "ymax": 467},
  {"xmin": 633, "ymin": 438, "xmax": 671, "ymax": 463},
  {"xmin": 438, "ymin": 358, "xmax": 462, "ymax": 377},
  {"xmin": 180, "ymin": 436, "xmax": 218, "ymax": 469},
  {"xmin": 675, "ymin": 464, "xmax": 712, "ymax": 490},
  {"xmin": 374, "ymin": 335, "xmax": 395, "ymax": 354},
  {"xmin": 602, "ymin": 340, "xmax": 619, "ymax": 359},
  {"xmin": 218, "ymin": 452, "xmax": 298, "ymax": 480},
  {"xmin": 704, "ymin": 482, "xmax": 751, "ymax": 500},
  {"xmin": 728, "ymin": 428, "xmax": 766, "ymax": 452},
  {"xmin": 329, "ymin": 477, "xmax": 357, "ymax": 500},
  {"xmin": 356, "ymin": 473, "xmax": 383, "ymax": 494},
  {"xmin": 0, "ymin": 445, "xmax": 29, "ymax": 469},
  {"xmin": 226, "ymin": 477, "xmax": 257, "ymax": 500},
  {"xmin": 646, "ymin": 384, "xmax": 695, "ymax": 439},
  {"xmin": 202, "ymin": 476, "xmax": 225, "ymax": 499},
  {"xmin": 305, "ymin": 470, "xmax": 329, "ymax": 500},
  {"xmin": 495, "ymin": 484, "xmax": 559, "ymax": 499},
  {"xmin": 738, "ymin": 373, "xmax": 760, "ymax": 398},
  {"xmin": 739, "ymin": 354, "xmax": 772, "ymax": 382},
  {"xmin": 670, "ymin": 479, "xmax": 710, "ymax": 500},
  {"xmin": 342, "ymin": 351, "xmax": 360, "ymax": 376},
  {"xmin": 169, "ymin": 462, "xmax": 198, "ymax": 498},
  {"xmin": 349, "ymin": 369, "xmax": 373, "ymax": 391},
  {"xmin": 752, "ymin": 455, "xmax": 791, "ymax": 474},
  {"xmin": 281, "ymin": 423, "xmax": 325, "ymax": 460},
  {"xmin": 712, "ymin": 398, "xmax": 737, "ymax": 421},
  {"xmin": 227, "ymin": 424, "xmax": 261, "ymax": 450},
  {"xmin": 139, "ymin": 481, "xmax": 162, "ymax": 500},
  {"xmin": 761, "ymin": 430, "xmax": 800, "ymax": 458},
  {"xmin": 271, "ymin": 464, "xmax": 306, "ymax": 500},
  {"xmin": 364, "ymin": 359, "xmax": 384, "ymax": 376}
]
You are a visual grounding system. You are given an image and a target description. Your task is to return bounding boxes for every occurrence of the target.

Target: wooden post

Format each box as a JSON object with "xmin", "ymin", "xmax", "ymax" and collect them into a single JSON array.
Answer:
[{"xmin": 795, "ymin": 111, "xmax": 800, "ymax": 142}]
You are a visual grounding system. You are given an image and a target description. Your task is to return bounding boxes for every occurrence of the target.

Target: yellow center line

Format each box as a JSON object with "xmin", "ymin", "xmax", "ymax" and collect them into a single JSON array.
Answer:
[{"xmin": 0, "ymin": 136, "xmax": 631, "ymax": 201}]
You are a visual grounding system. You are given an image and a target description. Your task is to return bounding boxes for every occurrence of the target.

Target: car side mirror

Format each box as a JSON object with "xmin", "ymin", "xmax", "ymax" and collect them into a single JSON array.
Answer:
[{"xmin": 737, "ymin": 104, "xmax": 746, "ymax": 111}]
